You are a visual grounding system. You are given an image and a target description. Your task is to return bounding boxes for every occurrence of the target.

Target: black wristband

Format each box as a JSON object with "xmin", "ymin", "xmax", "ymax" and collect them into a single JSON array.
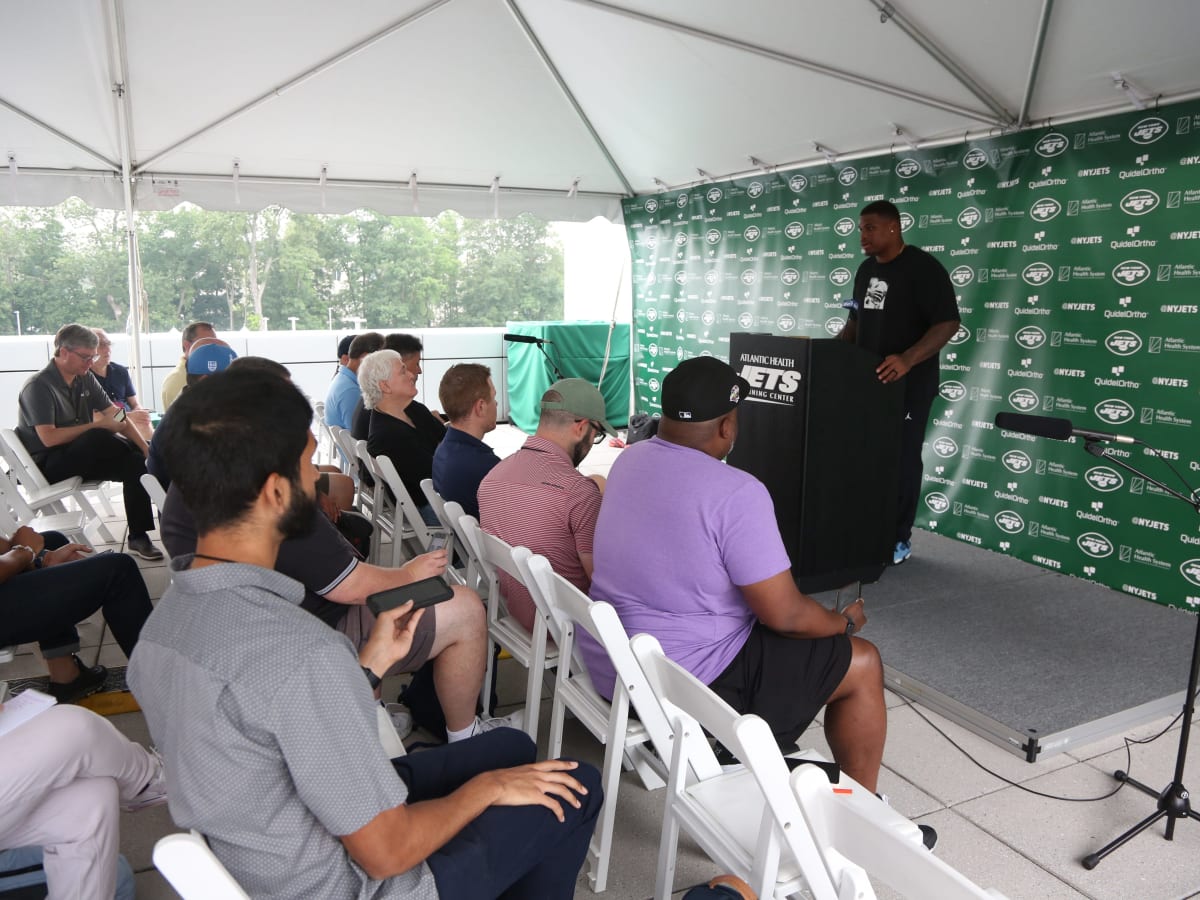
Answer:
[
  {"xmin": 34, "ymin": 549, "xmax": 48, "ymax": 569},
  {"xmin": 361, "ymin": 666, "xmax": 381, "ymax": 690},
  {"xmin": 843, "ymin": 612, "xmax": 856, "ymax": 636}
]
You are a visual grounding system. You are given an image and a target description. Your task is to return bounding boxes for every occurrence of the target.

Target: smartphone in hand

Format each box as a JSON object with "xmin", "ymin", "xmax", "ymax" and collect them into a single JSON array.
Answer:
[{"xmin": 366, "ymin": 576, "xmax": 454, "ymax": 617}]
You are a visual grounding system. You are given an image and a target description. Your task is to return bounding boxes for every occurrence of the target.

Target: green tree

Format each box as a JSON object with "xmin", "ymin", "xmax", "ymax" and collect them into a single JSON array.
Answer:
[{"xmin": 448, "ymin": 214, "xmax": 563, "ymax": 326}]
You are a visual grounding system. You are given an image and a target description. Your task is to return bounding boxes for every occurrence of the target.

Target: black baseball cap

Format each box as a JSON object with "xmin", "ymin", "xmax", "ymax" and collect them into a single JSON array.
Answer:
[
  {"xmin": 661, "ymin": 356, "xmax": 750, "ymax": 423},
  {"xmin": 337, "ymin": 334, "xmax": 355, "ymax": 358}
]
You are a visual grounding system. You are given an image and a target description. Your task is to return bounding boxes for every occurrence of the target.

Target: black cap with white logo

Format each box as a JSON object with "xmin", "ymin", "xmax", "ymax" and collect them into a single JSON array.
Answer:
[{"xmin": 661, "ymin": 356, "xmax": 751, "ymax": 423}]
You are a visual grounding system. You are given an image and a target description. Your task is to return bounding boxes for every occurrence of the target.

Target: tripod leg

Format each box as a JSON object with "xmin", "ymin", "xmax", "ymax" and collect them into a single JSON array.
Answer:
[
  {"xmin": 1082, "ymin": 809, "xmax": 1168, "ymax": 869},
  {"xmin": 1114, "ymin": 770, "xmax": 1160, "ymax": 800}
]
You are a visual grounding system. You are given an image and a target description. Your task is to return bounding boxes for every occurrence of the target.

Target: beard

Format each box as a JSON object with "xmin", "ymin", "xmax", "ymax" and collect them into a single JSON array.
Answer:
[
  {"xmin": 571, "ymin": 435, "xmax": 591, "ymax": 468},
  {"xmin": 279, "ymin": 479, "xmax": 319, "ymax": 541}
]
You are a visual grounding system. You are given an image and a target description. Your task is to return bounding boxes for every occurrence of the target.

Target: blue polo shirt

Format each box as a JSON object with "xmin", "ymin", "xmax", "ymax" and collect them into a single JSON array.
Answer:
[
  {"xmin": 431, "ymin": 425, "xmax": 501, "ymax": 519},
  {"xmin": 323, "ymin": 367, "xmax": 359, "ymax": 431}
]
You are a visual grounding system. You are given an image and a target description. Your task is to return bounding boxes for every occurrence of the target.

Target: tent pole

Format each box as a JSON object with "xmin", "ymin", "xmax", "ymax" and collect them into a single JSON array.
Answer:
[
  {"xmin": 504, "ymin": 0, "xmax": 635, "ymax": 196},
  {"xmin": 1019, "ymin": 0, "xmax": 1056, "ymax": 127},
  {"xmin": 867, "ymin": 0, "xmax": 1014, "ymax": 125}
]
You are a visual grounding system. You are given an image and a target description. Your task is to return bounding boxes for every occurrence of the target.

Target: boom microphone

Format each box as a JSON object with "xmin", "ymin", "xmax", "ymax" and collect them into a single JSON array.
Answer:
[
  {"xmin": 993, "ymin": 412, "xmax": 1138, "ymax": 445},
  {"xmin": 503, "ymin": 333, "xmax": 551, "ymax": 344}
]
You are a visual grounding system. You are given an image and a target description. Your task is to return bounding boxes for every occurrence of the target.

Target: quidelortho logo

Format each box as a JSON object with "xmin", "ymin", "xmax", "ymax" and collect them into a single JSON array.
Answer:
[
  {"xmin": 939, "ymin": 381, "xmax": 967, "ymax": 402},
  {"xmin": 963, "ymin": 147, "xmax": 989, "ymax": 170},
  {"xmin": 1002, "ymin": 449, "xmax": 1033, "ymax": 474},
  {"xmin": 925, "ymin": 492, "xmax": 951, "ymax": 514},
  {"xmin": 829, "ymin": 268, "xmax": 852, "ymax": 286},
  {"xmin": 1095, "ymin": 398, "xmax": 1135, "ymax": 424},
  {"xmin": 1015, "ymin": 325, "xmax": 1047, "ymax": 349},
  {"xmin": 1034, "ymin": 133, "xmax": 1069, "ymax": 157},
  {"xmin": 1129, "ymin": 117, "xmax": 1169, "ymax": 144},
  {"xmin": 1085, "ymin": 466, "xmax": 1125, "ymax": 492},
  {"xmin": 785, "ymin": 222, "xmax": 805, "ymax": 239},
  {"xmin": 1009, "ymin": 388, "xmax": 1040, "ymax": 410},
  {"xmin": 1121, "ymin": 189, "xmax": 1160, "ymax": 215},
  {"xmin": 896, "ymin": 158, "xmax": 922, "ymax": 178},
  {"xmin": 1112, "ymin": 260, "xmax": 1151, "ymax": 285},
  {"xmin": 1105, "ymin": 330, "xmax": 1143, "ymax": 355},
  {"xmin": 958, "ymin": 207, "xmax": 982, "ymax": 228},
  {"xmin": 1023, "ymin": 262, "xmax": 1054, "ymax": 285},
  {"xmin": 932, "ymin": 436, "xmax": 959, "ymax": 458},
  {"xmin": 1181, "ymin": 559, "xmax": 1200, "ymax": 589},
  {"xmin": 995, "ymin": 510, "xmax": 1026, "ymax": 534},
  {"xmin": 834, "ymin": 218, "xmax": 856, "ymax": 237},
  {"xmin": 950, "ymin": 266, "xmax": 975, "ymax": 287},
  {"xmin": 1077, "ymin": 532, "xmax": 1114, "ymax": 558},
  {"xmin": 1030, "ymin": 198, "xmax": 1062, "ymax": 221},
  {"xmin": 788, "ymin": 174, "xmax": 808, "ymax": 193}
]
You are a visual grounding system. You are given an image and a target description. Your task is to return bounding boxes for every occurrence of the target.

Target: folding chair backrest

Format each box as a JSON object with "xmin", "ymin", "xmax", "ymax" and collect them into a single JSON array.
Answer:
[
  {"xmin": 140, "ymin": 473, "xmax": 168, "ymax": 513},
  {"xmin": 421, "ymin": 479, "xmax": 471, "ymax": 585},
  {"xmin": 374, "ymin": 454, "xmax": 433, "ymax": 552},
  {"xmin": 460, "ymin": 514, "xmax": 531, "ymax": 594},
  {"xmin": 0, "ymin": 466, "xmax": 38, "ymax": 521},
  {"xmin": 441, "ymin": 499, "xmax": 484, "ymax": 590},
  {"xmin": 153, "ymin": 831, "xmax": 249, "ymax": 900},
  {"xmin": 0, "ymin": 429, "xmax": 51, "ymax": 491},
  {"xmin": 330, "ymin": 426, "xmax": 358, "ymax": 479}
]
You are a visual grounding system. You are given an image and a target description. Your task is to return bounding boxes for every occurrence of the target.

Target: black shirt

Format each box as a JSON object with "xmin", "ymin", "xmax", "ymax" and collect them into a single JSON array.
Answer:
[
  {"xmin": 16, "ymin": 363, "xmax": 111, "ymax": 463},
  {"xmin": 367, "ymin": 403, "xmax": 446, "ymax": 504}
]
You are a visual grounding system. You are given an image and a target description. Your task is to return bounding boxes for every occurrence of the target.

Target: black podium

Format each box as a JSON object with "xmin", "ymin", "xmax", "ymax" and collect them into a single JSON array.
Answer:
[{"xmin": 726, "ymin": 333, "xmax": 904, "ymax": 593}]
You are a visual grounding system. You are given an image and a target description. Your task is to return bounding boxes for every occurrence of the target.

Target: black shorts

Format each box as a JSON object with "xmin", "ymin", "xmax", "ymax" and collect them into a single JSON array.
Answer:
[{"xmin": 708, "ymin": 623, "xmax": 852, "ymax": 748}]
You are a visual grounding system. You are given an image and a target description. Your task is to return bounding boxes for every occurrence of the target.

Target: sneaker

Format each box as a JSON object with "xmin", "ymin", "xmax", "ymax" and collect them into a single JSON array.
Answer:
[
  {"xmin": 123, "ymin": 747, "xmax": 168, "ymax": 812},
  {"xmin": 892, "ymin": 540, "xmax": 912, "ymax": 566},
  {"xmin": 473, "ymin": 709, "xmax": 525, "ymax": 736},
  {"xmin": 47, "ymin": 656, "xmax": 108, "ymax": 703},
  {"xmin": 127, "ymin": 535, "xmax": 164, "ymax": 561},
  {"xmin": 383, "ymin": 703, "xmax": 414, "ymax": 740}
]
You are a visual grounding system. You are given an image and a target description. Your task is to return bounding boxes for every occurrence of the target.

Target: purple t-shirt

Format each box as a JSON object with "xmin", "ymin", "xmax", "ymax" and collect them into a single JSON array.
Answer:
[{"xmin": 580, "ymin": 436, "xmax": 792, "ymax": 699}]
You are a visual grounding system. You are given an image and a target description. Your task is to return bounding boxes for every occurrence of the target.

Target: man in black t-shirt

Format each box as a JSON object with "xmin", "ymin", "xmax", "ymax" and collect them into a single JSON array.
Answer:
[{"xmin": 837, "ymin": 200, "xmax": 960, "ymax": 565}]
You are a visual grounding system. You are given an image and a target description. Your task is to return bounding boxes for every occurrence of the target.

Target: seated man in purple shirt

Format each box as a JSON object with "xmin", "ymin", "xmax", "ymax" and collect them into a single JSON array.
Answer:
[{"xmin": 579, "ymin": 356, "xmax": 889, "ymax": 797}]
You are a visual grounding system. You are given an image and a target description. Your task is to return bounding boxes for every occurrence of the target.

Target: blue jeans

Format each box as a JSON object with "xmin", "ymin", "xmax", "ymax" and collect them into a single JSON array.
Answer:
[
  {"xmin": 392, "ymin": 729, "xmax": 602, "ymax": 900},
  {"xmin": 0, "ymin": 847, "xmax": 134, "ymax": 900}
]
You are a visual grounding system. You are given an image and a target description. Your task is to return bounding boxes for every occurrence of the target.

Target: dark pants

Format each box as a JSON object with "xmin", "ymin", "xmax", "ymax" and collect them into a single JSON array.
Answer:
[
  {"xmin": 896, "ymin": 388, "xmax": 935, "ymax": 544},
  {"xmin": 38, "ymin": 430, "xmax": 154, "ymax": 536},
  {"xmin": 0, "ymin": 532, "xmax": 152, "ymax": 659},
  {"xmin": 393, "ymin": 729, "xmax": 602, "ymax": 900}
]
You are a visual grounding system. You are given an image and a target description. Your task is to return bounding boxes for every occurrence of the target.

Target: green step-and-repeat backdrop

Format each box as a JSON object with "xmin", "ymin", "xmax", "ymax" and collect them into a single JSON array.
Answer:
[{"xmin": 622, "ymin": 99, "xmax": 1200, "ymax": 612}]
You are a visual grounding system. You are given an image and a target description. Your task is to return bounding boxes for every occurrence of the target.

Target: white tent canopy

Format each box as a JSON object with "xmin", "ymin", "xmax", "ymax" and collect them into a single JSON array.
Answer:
[{"xmin": 4, "ymin": 0, "xmax": 1200, "ymax": 224}]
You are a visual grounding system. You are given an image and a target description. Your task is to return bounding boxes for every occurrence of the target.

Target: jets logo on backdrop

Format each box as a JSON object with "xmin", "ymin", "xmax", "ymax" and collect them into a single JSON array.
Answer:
[
  {"xmin": 1085, "ymin": 466, "xmax": 1125, "ymax": 492},
  {"xmin": 1023, "ymin": 262, "xmax": 1053, "ymax": 285},
  {"xmin": 744, "ymin": 225, "xmax": 761, "ymax": 242},
  {"xmin": 824, "ymin": 317, "xmax": 845, "ymax": 336},
  {"xmin": 704, "ymin": 270, "xmax": 719, "ymax": 286},
  {"xmin": 706, "ymin": 187, "xmax": 723, "ymax": 204},
  {"xmin": 645, "ymin": 308, "xmax": 658, "ymax": 322},
  {"xmin": 781, "ymin": 268, "xmax": 800, "ymax": 285},
  {"xmin": 785, "ymin": 222, "xmax": 805, "ymax": 239},
  {"xmin": 673, "ymin": 271, "xmax": 687, "ymax": 285},
  {"xmin": 995, "ymin": 511, "xmax": 1025, "ymax": 534},
  {"xmin": 674, "ymin": 232, "xmax": 688, "ymax": 247},
  {"xmin": 648, "ymin": 377, "xmax": 660, "ymax": 393},
  {"xmin": 863, "ymin": 277, "xmax": 888, "ymax": 309},
  {"xmin": 644, "ymin": 198, "xmax": 659, "ymax": 213},
  {"xmin": 838, "ymin": 167, "xmax": 858, "ymax": 186},
  {"xmin": 949, "ymin": 323, "xmax": 971, "ymax": 345},
  {"xmin": 1120, "ymin": 190, "xmax": 1159, "ymax": 215},
  {"xmin": 940, "ymin": 381, "xmax": 967, "ymax": 402},
  {"xmin": 895, "ymin": 158, "xmax": 921, "ymax": 178},
  {"xmin": 701, "ymin": 310, "xmax": 715, "ymax": 326},
  {"xmin": 1095, "ymin": 398, "xmax": 1135, "ymax": 424},
  {"xmin": 899, "ymin": 212, "xmax": 915, "ymax": 231},
  {"xmin": 1105, "ymin": 331, "xmax": 1142, "ymax": 355},
  {"xmin": 1009, "ymin": 388, "xmax": 1039, "ymax": 410},
  {"xmin": 932, "ymin": 436, "xmax": 959, "ymax": 458},
  {"xmin": 1002, "ymin": 450, "xmax": 1032, "ymax": 474},
  {"xmin": 747, "ymin": 181, "xmax": 764, "ymax": 199},
  {"xmin": 1129, "ymin": 117, "xmax": 1169, "ymax": 144},
  {"xmin": 925, "ymin": 492, "xmax": 950, "ymax": 514},
  {"xmin": 740, "ymin": 270, "xmax": 757, "ymax": 286},
  {"xmin": 705, "ymin": 229, "xmax": 721, "ymax": 245},
  {"xmin": 1015, "ymin": 325, "xmax": 1047, "ymax": 349},
  {"xmin": 958, "ymin": 207, "xmax": 981, "ymax": 228},
  {"xmin": 1077, "ymin": 532, "xmax": 1114, "ymax": 558},
  {"xmin": 1034, "ymin": 133, "xmax": 1069, "ymax": 157},
  {"xmin": 963, "ymin": 148, "xmax": 989, "ymax": 170},
  {"xmin": 829, "ymin": 268, "xmax": 852, "ymax": 286},
  {"xmin": 834, "ymin": 218, "xmax": 856, "ymax": 237},
  {"xmin": 1180, "ymin": 559, "xmax": 1200, "ymax": 589},
  {"xmin": 737, "ymin": 312, "xmax": 754, "ymax": 328},
  {"xmin": 777, "ymin": 314, "xmax": 796, "ymax": 332},
  {"xmin": 788, "ymin": 174, "xmax": 808, "ymax": 192},
  {"xmin": 950, "ymin": 266, "xmax": 974, "ymax": 287},
  {"xmin": 1112, "ymin": 260, "xmax": 1150, "ymax": 285},
  {"xmin": 676, "ymin": 193, "xmax": 689, "ymax": 208},
  {"xmin": 1030, "ymin": 198, "xmax": 1061, "ymax": 221}
]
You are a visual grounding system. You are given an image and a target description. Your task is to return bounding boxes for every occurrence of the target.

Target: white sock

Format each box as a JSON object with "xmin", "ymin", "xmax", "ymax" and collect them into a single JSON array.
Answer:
[{"xmin": 445, "ymin": 718, "xmax": 479, "ymax": 743}]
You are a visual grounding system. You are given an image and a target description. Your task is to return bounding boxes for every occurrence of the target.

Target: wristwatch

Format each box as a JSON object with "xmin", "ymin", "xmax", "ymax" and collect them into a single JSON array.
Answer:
[
  {"xmin": 361, "ymin": 666, "xmax": 382, "ymax": 690},
  {"xmin": 842, "ymin": 612, "xmax": 857, "ymax": 636}
]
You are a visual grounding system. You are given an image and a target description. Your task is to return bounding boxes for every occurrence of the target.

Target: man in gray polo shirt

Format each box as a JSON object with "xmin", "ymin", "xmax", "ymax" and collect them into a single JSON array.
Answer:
[{"xmin": 129, "ymin": 368, "xmax": 600, "ymax": 899}]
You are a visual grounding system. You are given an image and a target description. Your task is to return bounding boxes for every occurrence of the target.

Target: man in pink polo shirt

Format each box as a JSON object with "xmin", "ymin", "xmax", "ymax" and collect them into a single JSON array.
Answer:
[{"xmin": 477, "ymin": 379, "xmax": 615, "ymax": 633}]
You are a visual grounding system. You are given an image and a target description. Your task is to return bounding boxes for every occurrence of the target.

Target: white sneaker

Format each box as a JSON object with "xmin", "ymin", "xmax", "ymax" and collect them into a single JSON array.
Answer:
[
  {"xmin": 383, "ymin": 703, "xmax": 414, "ymax": 740},
  {"xmin": 473, "ymin": 709, "xmax": 525, "ymax": 736},
  {"xmin": 123, "ymin": 747, "xmax": 168, "ymax": 812}
]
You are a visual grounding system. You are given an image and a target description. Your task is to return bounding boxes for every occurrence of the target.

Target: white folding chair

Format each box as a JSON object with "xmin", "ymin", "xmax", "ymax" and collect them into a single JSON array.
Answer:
[
  {"xmin": 0, "ymin": 469, "xmax": 99, "ymax": 547},
  {"xmin": 152, "ymin": 832, "xmax": 249, "ymax": 900},
  {"xmin": 524, "ymin": 556, "xmax": 665, "ymax": 892},
  {"xmin": 374, "ymin": 454, "xmax": 440, "ymax": 567},
  {"xmin": 328, "ymin": 425, "xmax": 356, "ymax": 479},
  {"xmin": 439, "ymin": 499, "xmax": 486, "ymax": 594},
  {"xmin": 0, "ymin": 428, "xmax": 115, "ymax": 542},
  {"xmin": 629, "ymin": 634, "xmax": 1005, "ymax": 900},
  {"xmin": 139, "ymin": 472, "xmax": 168, "ymax": 514},
  {"xmin": 420, "ymin": 478, "xmax": 470, "ymax": 586},
  {"xmin": 352, "ymin": 441, "xmax": 390, "ymax": 563},
  {"xmin": 313, "ymin": 401, "xmax": 337, "ymax": 468},
  {"xmin": 458, "ymin": 515, "xmax": 556, "ymax": 743}
]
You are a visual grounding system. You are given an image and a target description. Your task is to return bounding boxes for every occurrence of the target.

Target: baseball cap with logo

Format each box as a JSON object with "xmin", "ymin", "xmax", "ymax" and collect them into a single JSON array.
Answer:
[
  {"xmin": 186, "ymin": 342, "xmax": 238, "ymax": 375},
  {"xmin": 540, "ymin": 378, "xmax": 617, "ymax": 437},
  {"xmin": 661, "ymin": 356, "xmax": 750, "ymax": 422}
]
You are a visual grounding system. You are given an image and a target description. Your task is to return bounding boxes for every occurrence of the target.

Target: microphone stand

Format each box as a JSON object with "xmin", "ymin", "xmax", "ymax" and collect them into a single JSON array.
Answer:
[
  {"xmin": 1081, "ymin": 438, "xmax": 1200, "ymax": 869},
  {"xmin": 535, "ymin": 340, "xmax": 566, "ymax": 381}
]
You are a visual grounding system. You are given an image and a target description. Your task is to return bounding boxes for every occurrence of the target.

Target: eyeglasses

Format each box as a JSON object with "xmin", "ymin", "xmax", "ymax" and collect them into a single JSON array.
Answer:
[
  {"xmin": 68, "ymin": 349, "xmax": 100, "ymax": 363},
  {"xmin": 577, "ymin": 419, "xmax": 607, "ymax": 445}
]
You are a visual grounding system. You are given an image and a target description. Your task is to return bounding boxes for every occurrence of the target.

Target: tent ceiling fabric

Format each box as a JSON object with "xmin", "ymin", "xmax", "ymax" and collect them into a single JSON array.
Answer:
[{"xmin": 3, "ymin": 0, "xmax": 1200, "ymax": 221}]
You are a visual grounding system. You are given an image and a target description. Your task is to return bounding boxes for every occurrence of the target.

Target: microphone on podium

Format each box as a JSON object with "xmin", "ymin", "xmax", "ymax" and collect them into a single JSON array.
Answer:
[
  {"xmin": 503, "ymin": 333, "xmax": 552, "ymax": 345},
  {"xmin": 993, "ymin": 412, "xmax": 1138, "ymax": 445}
]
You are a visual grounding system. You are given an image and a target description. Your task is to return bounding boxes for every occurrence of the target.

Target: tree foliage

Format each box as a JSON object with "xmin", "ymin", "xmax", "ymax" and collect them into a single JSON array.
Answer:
[{"xmin": 0, "ymin": 203, "xmax": 563, "ymax": 334}]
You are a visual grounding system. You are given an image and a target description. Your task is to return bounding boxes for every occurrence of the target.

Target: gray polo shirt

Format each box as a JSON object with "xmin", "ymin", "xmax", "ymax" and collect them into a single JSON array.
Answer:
[
  {"xmin": 128, "ymin": 558, "xmax": 437, "ymax": 900},
  {"xmin": 16, "ymin": 362, "xmax": 110, "ymax": 462}
]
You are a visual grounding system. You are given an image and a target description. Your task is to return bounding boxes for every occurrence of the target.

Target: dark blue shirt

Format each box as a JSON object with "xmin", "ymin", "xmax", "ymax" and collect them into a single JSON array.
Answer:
[
  {"xmin": 93, "ymin": 361, "xmax": 137, "ymax": 410},
  {"xmin": 431, "ymin": 426, "xmax": 500, "ymax": 519}
]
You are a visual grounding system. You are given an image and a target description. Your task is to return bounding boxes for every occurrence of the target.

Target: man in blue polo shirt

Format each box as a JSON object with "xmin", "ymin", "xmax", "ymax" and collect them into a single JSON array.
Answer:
[
  {"xmin": 324, "ymin": 332, "xmax": 383, "ymax": 431},
  {"xmin": 431, "ymin": 363, "xmax": 501, "ymax": 518}
]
